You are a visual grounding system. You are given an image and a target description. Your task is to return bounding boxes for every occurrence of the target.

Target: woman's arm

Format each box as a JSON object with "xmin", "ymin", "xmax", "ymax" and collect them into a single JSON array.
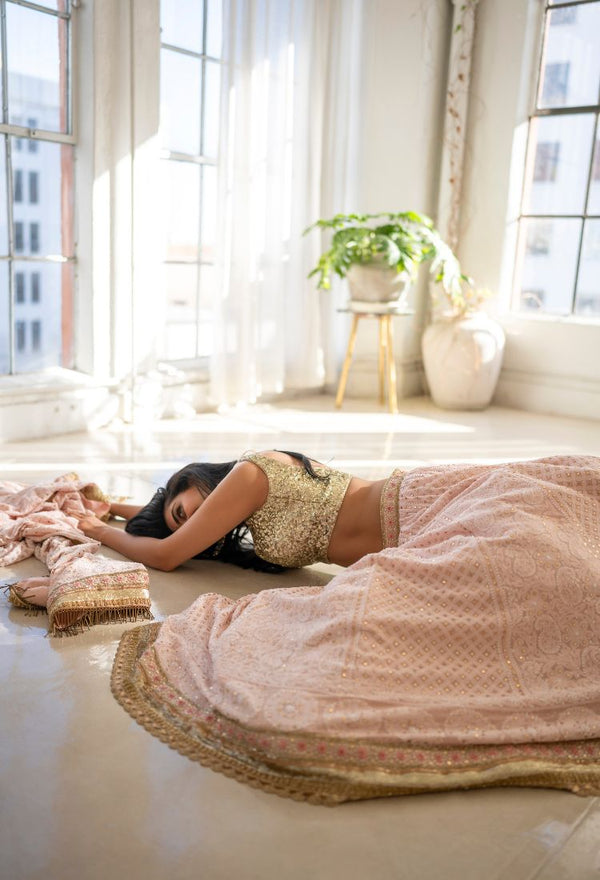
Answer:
[
  {"xmin": 109, "ymin": 502, "xmax": 144, "ymax": 520},
  {"xmin": 77, "ymin": 461, "xmax": 268, "ymax": 571}
]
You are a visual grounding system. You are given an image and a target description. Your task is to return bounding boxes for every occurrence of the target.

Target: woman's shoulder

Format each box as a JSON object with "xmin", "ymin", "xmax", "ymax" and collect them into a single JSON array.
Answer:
[{"xmin": 239, "ymin": 450, "xmax": 300, "ymax": 466}]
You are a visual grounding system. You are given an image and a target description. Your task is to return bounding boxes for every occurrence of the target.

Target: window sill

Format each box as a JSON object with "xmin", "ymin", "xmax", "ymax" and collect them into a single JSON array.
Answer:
[
  {"xmin": 0, "ymin": 367, "xmax": 117, "ymax": 405},
  {"xmin": 500, "ymin": 312, "xmax": 600, "ymax": 328}
]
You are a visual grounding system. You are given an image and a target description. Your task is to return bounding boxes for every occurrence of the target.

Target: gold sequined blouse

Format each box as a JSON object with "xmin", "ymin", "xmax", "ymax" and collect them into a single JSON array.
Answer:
[{"xmin": 240, "ymin": 452, "xmax": 352, "ymax": 567}]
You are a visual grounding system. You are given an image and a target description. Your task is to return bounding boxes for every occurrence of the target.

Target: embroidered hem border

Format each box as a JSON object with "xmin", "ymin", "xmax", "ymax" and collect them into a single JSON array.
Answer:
[
  {"xmin": 9, "ymin": 577, "xmax": 153, "ymax": 636},
  {"xmin": 380, "ymin": 469, "xmax": 405, "ymax": 548},
  {"xmin": 111, "ymin": 623, "xmax": 600, "ymax": 806}
]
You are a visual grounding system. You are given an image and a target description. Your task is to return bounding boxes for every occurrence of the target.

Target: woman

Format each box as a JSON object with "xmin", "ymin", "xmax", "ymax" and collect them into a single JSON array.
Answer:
[
  {"xmin": 77, "ymin": 450, "xmax": 387, "ymax": 572},
  {"xmin": 86, "ymin": 452, "xmax": 600, "ymax": 804}
]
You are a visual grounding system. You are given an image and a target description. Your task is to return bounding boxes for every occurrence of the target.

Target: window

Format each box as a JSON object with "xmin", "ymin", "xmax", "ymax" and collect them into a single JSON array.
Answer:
[
  {"xmin": 30, "ymin": 222, "xmax": 40, "ymax": 253},
  {"xmin": 525, "ymin": 221, "xmax": 552, "ymax": 255},
  {"xmin": 513, "ymin": 1, "xmax": 600, "ymax": 317},
  {"xmin": 593, "ymin": 140, "xmax": 600, "ymax": 181},
  {"xmin": 552, "ymin": 7, "xmax": 577, "ymax": 25},
  {"xmin": 541, "ymin": 61, "xmax": 570, "ymax": 106},
  {"xmin": 31, "ymin": 271, "xmax": 40, "ymax": 303},
  {"xmin": 521, "ymin": 289, "xmax": 546, "ymax": 311},
  {"xmin": 28, "ymin": 171, "xmax": 38, "ymax": 204},
  {"xmin": 15, "ymin": 271, "xmax": 25, "ymax": 303},
  {"xmin": 14, "ymin": 221, "xmax": 24, "ymax": 252},
  {"xmin": 27, "ymin": 118, "xmax": 38, "ymax": 153},
  {"xmin": 159, "ymin": 0, "xmax": 223, "ymax": 361},
  {"xmin": 31, "ymin": 319, "xmax": 41, "ymax": 350},
  {"xmin": 15, "ymin": 320, "xmax": 25, "ymax": 351},
  {"xmin": 0, "ymin": 1, "xmax": 75, "ymax": 375},
  {"xmin": 14, "ymin": 168, "xmax": 23, "ymax": 202},
  {"xmin": 533, "ymin": 141, "xmax": 560, "ymax": 182}
]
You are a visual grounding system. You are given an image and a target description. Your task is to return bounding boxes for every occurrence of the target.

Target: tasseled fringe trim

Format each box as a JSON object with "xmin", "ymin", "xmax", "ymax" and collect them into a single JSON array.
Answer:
[
  {"xmin": 5, "ymin": 585, "xmax": 44, "ymax": 615},
  {"xmin": 50, "ymin": 606, "xmax": 154, "ymax": 637},
  {"xmin": 5, "ymin": 585, "xmax": 153, "ymax": 636}
]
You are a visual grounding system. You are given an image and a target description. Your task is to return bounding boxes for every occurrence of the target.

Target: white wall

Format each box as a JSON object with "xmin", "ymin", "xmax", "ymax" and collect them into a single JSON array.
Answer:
[{"xmin": 339, "ymin": 0, "xmax": 451, "ymax": 401}]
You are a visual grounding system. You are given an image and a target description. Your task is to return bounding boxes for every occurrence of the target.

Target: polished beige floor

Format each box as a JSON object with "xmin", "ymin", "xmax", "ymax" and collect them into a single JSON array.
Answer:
[{"xmin": 1, "ymin": 394, "xmax": 600, "ymax": 880}]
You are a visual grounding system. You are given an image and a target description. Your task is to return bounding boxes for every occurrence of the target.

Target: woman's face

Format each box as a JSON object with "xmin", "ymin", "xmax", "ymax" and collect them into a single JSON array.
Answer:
[{"xmin": 164, "ymin": 486, "xmax": 204, "ymax": 532}]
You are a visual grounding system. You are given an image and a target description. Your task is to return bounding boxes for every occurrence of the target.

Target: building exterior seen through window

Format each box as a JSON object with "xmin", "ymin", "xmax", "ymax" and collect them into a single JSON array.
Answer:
[
  {"xmin": 514, "ymin": 0, "xmax": 600, "ymax": 317},
  {"xmin": 159, "ymin": 0, "xmax": 223, "ymax": 361},
  {"xmin": 0, "ymin": 0, "xmax": 75, "ymax": 375}
]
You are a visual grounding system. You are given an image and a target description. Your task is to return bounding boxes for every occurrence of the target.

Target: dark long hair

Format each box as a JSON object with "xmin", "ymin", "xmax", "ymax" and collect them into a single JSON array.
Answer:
[{"xmin": 125, "ymin": 450, "xmax": 323, "ymax": 573}]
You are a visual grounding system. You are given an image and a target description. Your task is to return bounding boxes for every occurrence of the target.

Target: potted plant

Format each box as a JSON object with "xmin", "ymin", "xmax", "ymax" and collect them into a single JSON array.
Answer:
[
  {"xmin": 305, "ymin": 210, "xmax": 505, "ymax": 411},
  {"xmin": 304, "ymin": 210, "xmax": 464, "ymax": 306}
]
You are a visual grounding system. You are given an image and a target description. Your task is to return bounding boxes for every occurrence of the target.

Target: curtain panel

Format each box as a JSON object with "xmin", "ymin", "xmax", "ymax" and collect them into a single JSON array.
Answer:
[{"xmin": 210, "ymin": 0, "xmax": 363, "ymax": 406}]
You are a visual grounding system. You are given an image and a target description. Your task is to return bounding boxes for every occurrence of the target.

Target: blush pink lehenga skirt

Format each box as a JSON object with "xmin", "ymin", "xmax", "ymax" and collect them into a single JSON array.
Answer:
[{"xmin": 111, "ymin": 456, "xmax": 600, "ymax": 804}]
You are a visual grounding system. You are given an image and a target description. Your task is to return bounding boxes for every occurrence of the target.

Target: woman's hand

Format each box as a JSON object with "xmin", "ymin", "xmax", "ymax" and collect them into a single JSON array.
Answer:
[{"xmin": 76, "ymin": 513, "xmax": 109, "ymax": 541}]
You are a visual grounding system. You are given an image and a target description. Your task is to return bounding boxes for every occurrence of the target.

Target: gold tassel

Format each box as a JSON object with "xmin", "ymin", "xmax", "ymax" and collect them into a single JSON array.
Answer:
[{"xmin": 50, "ymin": 606, "xmax": 154, "ymax": 637}]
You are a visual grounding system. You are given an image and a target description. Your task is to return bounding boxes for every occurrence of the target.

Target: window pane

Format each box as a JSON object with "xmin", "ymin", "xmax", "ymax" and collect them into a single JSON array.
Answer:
[
  {"xmin": 162, "ymin": 263, "xmax": 198, "ymax": 359},
  {"xmin": 29, "ymin": 171, "xmax": 39, "ymax": 204},
  {"xmin": 160, "ymin": 49, "xmax": 202, "ymax": 155},
  {"xmin": 163, "ymin": 324, "xmax": 197, "ymax": 360},
  {"xmin": 515, "ymin": 218, "xmax": 581, "ymax": 315},
  {"xmin": 11, "ymin": 138, "xmax": 74, "ymax": 257},
  {"xmin": 588, "ymin": 137, "xmax": 600, "ymax": 213},
  {"xmin": 575, "ymin": 220, "xmax": 600, "ymax": 316},
  {"xmin": 7, "ymin": 4, "xmax": 69, "ymax": 134},
  {"xmin": 206, "ymin": 0, "xmax": 223, "ymax": 58},
  {"xmin": 161, "ymin": 0, "xmax": 203, "ymax": 53},
  {"xmin": 15, "ymin": 271, "xmax": 25, "ymax": 303},
  {"xmin": 31, "ymin": 271, "xmax": 41, "ymax": 302},
  {"xmin": 197, "ymin": 266, "xmax": 217, "ymax": 355},
  {"xmin": 12, "ymin": 261, "xmax": 72, "ymax": 372},
  {"xmin": 163, "ymin": 160, "xmax": 200, "ymax": 260},
  {"xmin": 197, "ymin": 320, "xmax": 215, "ymax": 356},
  {"xmin": 538, "ymin": 4, "xmax": 600, "ymax": 109},
  {"xmin": 0, "ymin": 264, "xmax": 9, "ymax": 372},
  {"xmin": 14, "ymin": 169, "xmax": 23, "ymax": 202},
  {"xmin": 203, "ymin": 61, "xmax": 221, "ymax": 158},
  {"xmin": 198, "ymin": 263, "xmax": 216, "ymax": 310},
  {"xmin": 165, "ymin": 262, "xmax": 198, "ymax": 313},
  {"xmin": 201, "ymin": 164, "xmax": 217, "ymax": 261},
  {"xmin": 0, "ymin": 137, "xmax": 8, "ymax": 256},
  {"xmin": 522, "ymin": 114, "xmax": 595, "ymax": 215}
]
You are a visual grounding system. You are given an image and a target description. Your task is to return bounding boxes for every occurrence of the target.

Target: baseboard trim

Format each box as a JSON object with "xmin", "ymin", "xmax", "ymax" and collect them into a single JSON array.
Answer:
[
  {"xmin": 494, "ymin": 368, "xmax": 600, "ymax": 421},
  {"xmin": 341, "ymin": 357, "xmax": 424, "ymax": 401}
]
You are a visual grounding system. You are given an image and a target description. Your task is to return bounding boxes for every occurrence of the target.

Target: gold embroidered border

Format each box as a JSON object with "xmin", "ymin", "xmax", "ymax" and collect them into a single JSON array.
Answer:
[
  {"xmin": 111, "ymin": 623, "xmax": 600, "ymax": 805},
  {"xmin": 379, "ymin": 469, "xmax": 405, "ymax": 548}
]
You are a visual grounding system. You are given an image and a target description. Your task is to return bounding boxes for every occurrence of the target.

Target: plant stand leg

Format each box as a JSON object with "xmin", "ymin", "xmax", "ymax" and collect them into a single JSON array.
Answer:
[
  {"xmin": 378, "ymin": 317, "xmax": 386, "ymax": 404},
  {"xmin": 335, "ymin": 314, "xmax": 360, "ymax": 409},
  {"xmin": 385, "ymin": 315, "xmax": 398, "ymax": 414}
]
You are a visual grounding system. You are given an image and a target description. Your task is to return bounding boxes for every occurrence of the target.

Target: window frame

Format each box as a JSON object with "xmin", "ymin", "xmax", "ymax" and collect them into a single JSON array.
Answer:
[
  {"xmin": 159, "ymin": 0, "xmax": 222, "ymax": 363},
  {"xmin": 0, "ymin": 0, "xmax": 77, "ymax": 375},
  {"xmin": 512, "ymin": 0, "xmax": 600, "ymax": 318}
]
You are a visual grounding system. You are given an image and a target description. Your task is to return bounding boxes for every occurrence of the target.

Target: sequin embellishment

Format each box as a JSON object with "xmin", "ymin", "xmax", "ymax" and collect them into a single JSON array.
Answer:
[{"xmin": 241, "ymin": 452, "xmax": 352, "ymax": 567}]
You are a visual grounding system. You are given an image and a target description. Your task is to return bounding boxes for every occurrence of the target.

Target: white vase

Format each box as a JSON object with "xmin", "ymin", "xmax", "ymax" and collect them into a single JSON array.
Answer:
[
  {"xmin": 346, "ymin": 264, "xmax": 409, "ymax": 306},
  {"xmin": 422, "ymin": 311, "xmax": 505, "ymax": 410}
]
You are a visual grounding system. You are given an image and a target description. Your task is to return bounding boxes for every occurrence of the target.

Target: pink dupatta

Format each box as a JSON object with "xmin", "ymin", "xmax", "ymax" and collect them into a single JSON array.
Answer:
[{"xmin": 1, "ymin": 475, "xmax": 151, "ymax": 635}]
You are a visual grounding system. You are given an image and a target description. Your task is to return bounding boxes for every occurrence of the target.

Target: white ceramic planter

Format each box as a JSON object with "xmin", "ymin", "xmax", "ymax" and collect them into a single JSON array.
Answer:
[
  {"xmin": 346, "ymin": 264, "xmax": 409, "ymax": 306},
  {"xmin": 422, "ymin": 311, "xmax": 505, "ymax": 410}
]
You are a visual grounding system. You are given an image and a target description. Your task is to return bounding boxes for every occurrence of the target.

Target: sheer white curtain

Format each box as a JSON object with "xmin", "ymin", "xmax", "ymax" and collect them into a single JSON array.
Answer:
[{"xmin": 210, "ymin": 0, "xmax": 363, "ymax": 405}]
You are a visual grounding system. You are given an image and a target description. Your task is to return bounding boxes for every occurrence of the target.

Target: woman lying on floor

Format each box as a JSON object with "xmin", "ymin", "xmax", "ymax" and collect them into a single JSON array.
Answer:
[{"xmin": 76, "ymin": 451, "xmax": 600, "ymax": 802}]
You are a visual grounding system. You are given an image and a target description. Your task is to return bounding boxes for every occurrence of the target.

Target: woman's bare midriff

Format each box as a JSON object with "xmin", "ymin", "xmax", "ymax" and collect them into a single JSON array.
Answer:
[
  {"xmin": 258, "ymin": 451, "xmax": 387, "ymax": 568},
  {"xmin": 327, "ymin": 476, "xmax": 387, "ymax": 567}
]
